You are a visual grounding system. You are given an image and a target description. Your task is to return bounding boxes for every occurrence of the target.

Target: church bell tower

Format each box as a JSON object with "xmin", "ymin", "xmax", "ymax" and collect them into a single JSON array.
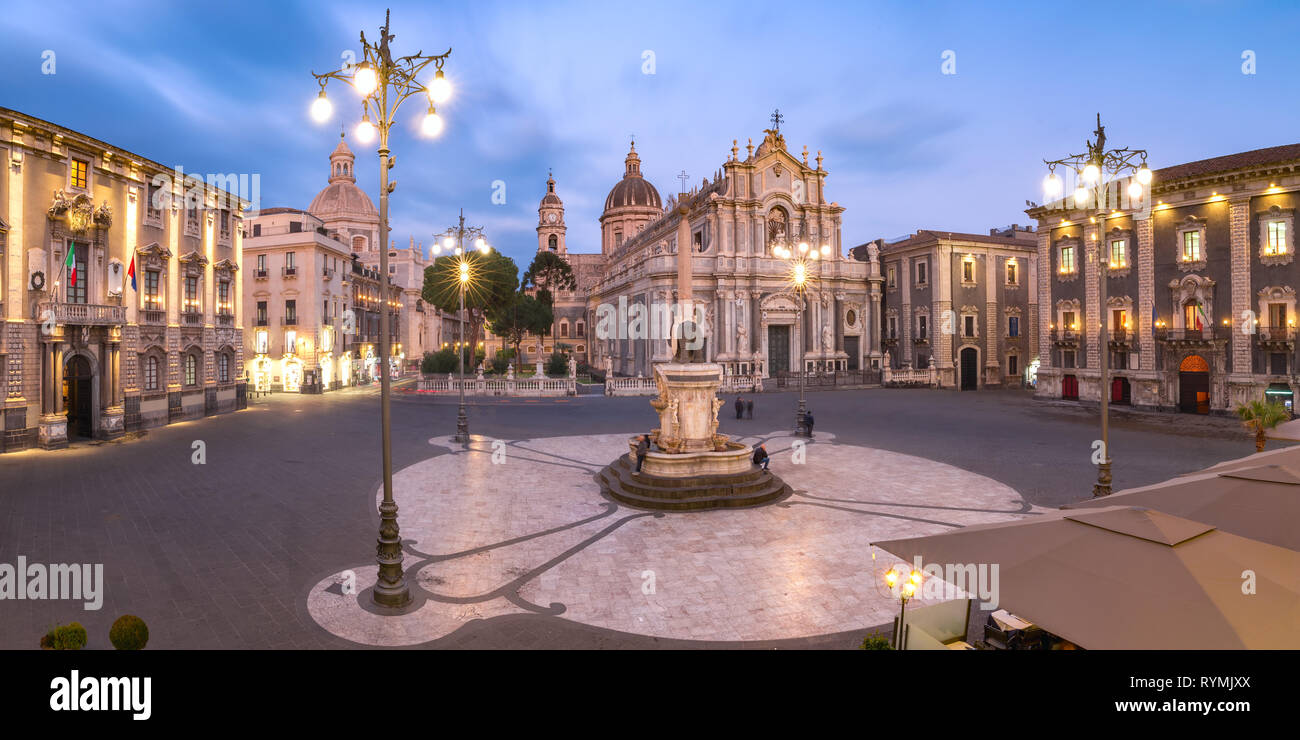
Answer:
[{"xmin": 537, "ymin": 171, "xmax": 566, "ymax": 254}]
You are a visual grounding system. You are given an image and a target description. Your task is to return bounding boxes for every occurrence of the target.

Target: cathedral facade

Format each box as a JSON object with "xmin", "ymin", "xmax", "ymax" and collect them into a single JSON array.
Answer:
[{"xmin": 528, "ymin": 123, "xmax": 881, "ymax": 379}]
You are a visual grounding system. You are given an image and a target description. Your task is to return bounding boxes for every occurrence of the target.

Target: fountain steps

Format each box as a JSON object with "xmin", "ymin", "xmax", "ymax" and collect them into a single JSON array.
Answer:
[{"xmin": 597, "ymin": 455, "xmax": 791, "ymax": 511}]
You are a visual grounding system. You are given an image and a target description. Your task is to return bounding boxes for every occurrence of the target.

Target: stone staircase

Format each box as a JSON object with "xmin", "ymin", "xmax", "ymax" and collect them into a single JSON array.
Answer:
[{"xmin": 597, "ymin": 455, "xmax": 792, "ymax": 511}]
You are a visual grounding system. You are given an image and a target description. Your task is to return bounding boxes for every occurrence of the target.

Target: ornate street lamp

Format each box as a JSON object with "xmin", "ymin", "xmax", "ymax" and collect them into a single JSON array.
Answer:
[
  {"xmin": 310, "ymin": 9, "xmax": 453, "ymax": 609},
  {"xmin": 884, "ymin": 564, "xmax": 922, "ymax": 650},
  {"xmin": 773, "ymin": 237, "xmax": 830, "ymax": 436},
  {"xmin": 433, "ymin": 210, "xmax": 491, "ymax": 444},
  {"xmin": 1043, "ymin": 114, "xmax": 1151, "ymax": 497}
]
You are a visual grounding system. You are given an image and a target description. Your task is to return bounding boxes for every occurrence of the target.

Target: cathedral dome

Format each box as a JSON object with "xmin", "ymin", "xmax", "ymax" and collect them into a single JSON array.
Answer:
[
  {"xmin": 541, "ymin": 172, "xmax": 563, "ymax": 206},
  {"xmin": 604, "ymin": 142, "xmax": 661, "ymax": 211},
  {"xmin": 308, "ymin": 133, "xmax": 378, "ymax": 223}
]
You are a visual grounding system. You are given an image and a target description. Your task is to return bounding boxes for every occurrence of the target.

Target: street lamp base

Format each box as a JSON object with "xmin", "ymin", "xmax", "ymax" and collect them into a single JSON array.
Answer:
[
  {"xmin": 1093, "ymin": 460, "xmax": 1113, "ymax": 497},
  {"xmin": 373, "ymin": 499, "xmax": 411, "ymax": 608},
  {"xmin": 454, "ymin": 402, "xmax": 470, "ymax": 444}
]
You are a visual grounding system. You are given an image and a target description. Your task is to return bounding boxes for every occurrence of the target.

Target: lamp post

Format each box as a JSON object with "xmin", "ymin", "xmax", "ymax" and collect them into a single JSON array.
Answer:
[
  {"xmin": 884, "ymin": 565, "xmax": 922, "ymax": 650},
  {"xmin": 774, "ymin": 238, "xmax": 832, "ymax": 436},
  {"xmin": 1043, "ymin": 114, "xmax": 1151, "ymax": 497},
  {"xmin": 310, "ymin": 9, "xmax": 453, "ymax": 608},
  {"xmin": 434, "ymin": 211, "xmax": 491, "ymax": 445}
]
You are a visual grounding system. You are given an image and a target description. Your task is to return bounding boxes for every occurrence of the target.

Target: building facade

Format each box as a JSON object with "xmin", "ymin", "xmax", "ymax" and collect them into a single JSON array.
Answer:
[
  {"xmin": 1, "ymin": 108, "xmax": 246, "ymax": 452},
  {"xmin": 578, "ymin": 126, "xmax": 879, "ymax": 378},
  {"xmin": 243, "ymin": 208, "xmax": 353, "ymax": 392},
  {"xmin": 857, "ymin": 226, "xmax": 1038, "ymax": 389},
  {"xmin": 1028, "ymin": 143, "xmax": 1300, "ymax": 413}
]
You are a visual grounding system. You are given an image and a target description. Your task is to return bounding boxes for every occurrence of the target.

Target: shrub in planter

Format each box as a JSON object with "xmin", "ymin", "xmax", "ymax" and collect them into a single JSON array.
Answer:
[
  {"xmin": 109, "ymin": 615, "xmax": 149, "ymax": 650},
  {"xmin": 41, "ymin": 622, "xmax": 88, "ymax": 650},
  {"xmin": 859, "ymin": 632, "xmax": 894, "ymax": 650},
  {"xmin": 421, "ymin": 348, "xmax": 458, "ymax": 375},
  {"xmin": 545, "ymin": 351, "xmax": 569, "ymax": 377}
]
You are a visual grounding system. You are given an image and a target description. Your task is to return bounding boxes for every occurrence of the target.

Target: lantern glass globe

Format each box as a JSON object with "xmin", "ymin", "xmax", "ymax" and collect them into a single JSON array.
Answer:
[
  {"xmin": 1043, "ymin": 172, "xmax": 1062, "ymax": 197},
  {"xmin": 353, "ymin": 64, "xmax": 378, "ymax": 96},
  {"xmin": 354, "ymin": 118, "xmax": 376, "ymax": 144},
  {"xmin": 421, "ymin": 109, "xmax": 444, "ymax": 138},
  {"xmin": 310, "ymin": 92, "xmax": 332, "ymax": 123},
  {"xmin": 427, "ymin": 70, "xmax": 452, "ymax": 104},
  {"xmin": 1136, "ymin": 166, "xmax": 1153, "ymax": 185},
  {"xmin": 1074, "ymin": 187, "xmax": 1090, "ymax": 206},
  {"xmin": 1082, "ymin": 163, "xmax": 1100, "ymax": 184},
  {"xmin": 1127, "ymin": 181, "xmax": 1143, "ymax": 199}
]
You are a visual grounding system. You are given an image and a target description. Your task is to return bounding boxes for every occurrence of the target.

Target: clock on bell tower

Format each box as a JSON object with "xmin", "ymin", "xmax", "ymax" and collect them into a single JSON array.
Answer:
[{"xmin": 537, "ymin": 171, "xmax": 567, "ymax": 254}]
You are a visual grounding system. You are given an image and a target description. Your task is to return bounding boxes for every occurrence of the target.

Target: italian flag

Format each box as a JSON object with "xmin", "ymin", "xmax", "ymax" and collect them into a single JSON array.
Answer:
[{"xmin": 64, "ymin": 248, "xmax": 76, "ymax": 288}]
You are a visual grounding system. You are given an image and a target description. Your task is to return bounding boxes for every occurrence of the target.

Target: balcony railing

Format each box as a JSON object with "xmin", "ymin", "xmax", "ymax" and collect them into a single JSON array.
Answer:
[
  {"xmin": 181, "ymin": 311, "xmax": 203, "ymax": 326},
  {"xmin": 139, "ymin": 308, "xmax": 165, "ymax": 325},
  {"xmin": 1257, "ymin": 326, "xmax": 1296, "ymax": 344},
  {"xmin": 282, "ymin": 266, "xmax": 298, "ymax": 278},
  {"xmin": 1156, "ymin": 326, "xmax": 1229, "ymax": 342},
  {"xmin": 1051, "ymin": 328, "xmax": 1080, "ymax": 344},
  {"xmin": 216, "ymin": 314, "xmax": 234, "ymax": 328},
  {"xmin": 281, "ymin": 316, "xmax": 298, "ymax": 326},
  {"xmin": 39, "ymin": 302, "xmax": 126, "ymax": 326},
  {"xmin": 322, "ymin": 267, "xmax": 335, "ymax": 279},
  {"xmin": 255, "ymin": 269, "xmax": 268, "ymax": 279}
]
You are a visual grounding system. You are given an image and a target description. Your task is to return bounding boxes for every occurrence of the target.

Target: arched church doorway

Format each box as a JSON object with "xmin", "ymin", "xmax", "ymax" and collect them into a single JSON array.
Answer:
[
  {"xmin": 1179, "ymin": 354, "xmax": 1210, "ymax": 414},
  {"xmin": 64, "ymin": 354, "xmax": 94, "ymax": 439},
  {"xmin": 959, "ymin": 347, "xmax": 978, "ymax": 390}
]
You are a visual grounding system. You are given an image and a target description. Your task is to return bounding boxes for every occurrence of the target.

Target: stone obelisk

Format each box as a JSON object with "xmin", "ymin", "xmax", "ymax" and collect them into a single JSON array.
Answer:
[{"xmin": 675, "ymin": 197, "xmax": 693, "ymax": 355}]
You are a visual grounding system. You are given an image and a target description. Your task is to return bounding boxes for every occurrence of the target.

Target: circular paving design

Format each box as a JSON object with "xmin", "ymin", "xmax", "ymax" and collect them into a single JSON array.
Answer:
[{"xmin": 307, "ymin": 431, "xmax": 1043, "ymax": 646}]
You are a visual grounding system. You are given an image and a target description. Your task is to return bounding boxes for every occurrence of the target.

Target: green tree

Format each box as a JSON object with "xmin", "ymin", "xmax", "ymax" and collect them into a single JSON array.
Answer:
[
  {"xmin": 520, "ymin": 251, "xmax": 575, "ymax": 354},
  {"xmin": 487, "ymin": 292, "xmax": 551, "ymax": 370},
  {"xmin": 1236, "ymin": 397, "xmax": 1291, "ymax": 452},
  {"xmin": 422, "ymin": 250, "xmax": 518, "ymax": 356}
]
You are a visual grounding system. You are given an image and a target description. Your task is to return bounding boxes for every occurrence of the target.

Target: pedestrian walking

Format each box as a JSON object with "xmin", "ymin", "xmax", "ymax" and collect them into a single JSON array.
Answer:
[
  {"xmin": 746, "ymin": 398, "xmax": 754, "ymax": 419},
  {"xmin": 805, "ymin": 409, "xmax": 815, "ymax": 437},
  {"xmin": 735, "ymin": 396, "xmax": 744, "ymax": 419},
  {"xmin": 752, "ymin": 443, "xmax": 770, "ymax": 471},
  {"xmin": 635, "ymin": 434, "xmax": 650, "ymax": 473}
]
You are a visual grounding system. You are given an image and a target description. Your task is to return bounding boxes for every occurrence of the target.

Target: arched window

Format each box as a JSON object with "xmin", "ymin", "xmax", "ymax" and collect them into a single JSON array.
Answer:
[
  {"xmin": 185, "ymin": 353, "xmax": 198, "ymax": 386},
  {"xmin": 218, "ymin": 352, "xmax": 230, "ymax": 383},
  {"xmin": 548, "ymin": 234, "xmax": 557, "ymax": 251}
]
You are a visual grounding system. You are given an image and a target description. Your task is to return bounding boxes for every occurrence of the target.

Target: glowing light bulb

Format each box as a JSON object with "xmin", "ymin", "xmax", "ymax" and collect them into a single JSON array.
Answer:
[
  {"xmin": 1136, "ymin": 166, "xmax": 1152, "ymax": 185},
  {"xmin": 1074, "ymin": 187, "xmax": 1090, "ymax": 206},
  {"xmin": 355, "ymin": 116, "xmax": 376, "ymax": 144},
  {"xmin": 310, "ymin": 91, "xmax": 332, "ymax": 123},
  {"xmin": 1043, "ymin": 172, "xmax": 1062, "ymax": 197},
  {"xmin": 421, "ymin": 107, "xmax": 444, "ymax": 138},
  {"xmin": 352, "ymin": 63, "xmax": 378, "ymax": 96},
  {"xmin": 1082, "ymin": 163, "xmax": 1100, "ymax": 184},
  {"xmin": 427, "ymin": 69, "xmax": 452, "ymax": 104},
  {"xmin": 1127, "ymin": 181, "xmax": 1143, "ymax": 200}
]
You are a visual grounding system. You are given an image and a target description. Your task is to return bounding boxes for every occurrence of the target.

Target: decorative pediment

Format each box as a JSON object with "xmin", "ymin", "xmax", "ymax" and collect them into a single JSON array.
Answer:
[
  {"xmin": 1055, "ymin": 298, "xmax": 1081, "ymax": 311},
  {"xmin": 47, "ymin": 189, "xmax": 112, "ymax": 233},
  {"xmin": 213, "ymin": 258, "xmax": 239, "ymax": 275},
  {"xmin": 1258, "ymin": 285, "xmax": 1296, "ymax": 302},
  {"xmin": 1176, "ymin": 214, "xmax": 1207, "ymax": 230},
  {"xmin": 137, "ymin": 242, "xmax": 172, "ymax": 270},
  {"xmin": 1106, "ymin": 295, "xmax": 1134, "ymax": 309},
  {"xmin": 759, "ymin": 292, "xmax": 800, "ymax": 313},
  {"xmin": 1169, "ymin": 273, "xmax": 1215, "ymax": 304}
]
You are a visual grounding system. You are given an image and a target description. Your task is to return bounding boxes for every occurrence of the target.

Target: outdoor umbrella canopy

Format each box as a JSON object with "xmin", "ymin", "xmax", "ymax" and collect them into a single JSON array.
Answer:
[
  {"xmin": 1193, "ymin": 444, "xmax": 1300, "ymax": 475},
  {"xmin": 1063, "ymin": 464, "xmax": 1300, "ymax": 551},
  {"xmin": 872, "ymin": 506, "xmax": 1300, "ymax": 650}
]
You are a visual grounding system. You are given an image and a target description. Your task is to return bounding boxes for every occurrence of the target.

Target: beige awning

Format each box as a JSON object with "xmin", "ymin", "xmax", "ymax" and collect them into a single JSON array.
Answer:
[
  {"xmin": 873, "ymin": 506, "xmax": 1300, "ymax": 650},
  {"xmin": 1064, "ymin": 464, "xmax": 1300, "ymax": 551}
]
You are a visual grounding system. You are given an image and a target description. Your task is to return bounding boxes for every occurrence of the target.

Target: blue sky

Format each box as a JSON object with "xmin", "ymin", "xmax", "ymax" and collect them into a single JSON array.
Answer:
[{"xmin": 2, "ymin": 0, "xmax": 1298, "ymax": 267}]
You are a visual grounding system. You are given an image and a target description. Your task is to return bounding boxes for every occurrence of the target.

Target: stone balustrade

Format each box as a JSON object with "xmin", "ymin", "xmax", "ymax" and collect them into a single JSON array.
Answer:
[{"xmin": 415, "ymin": 376, "xmax": 576, "ymax": 397}]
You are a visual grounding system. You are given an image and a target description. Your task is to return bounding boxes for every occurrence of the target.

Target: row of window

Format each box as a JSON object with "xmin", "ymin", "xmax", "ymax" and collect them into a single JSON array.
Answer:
[
  {"xmin": 887, "ymin": 314, "xmax": 1021, "ymax": 340},
  {"xmin": 1057, "ymin": 221, "xmax": 1290, "ymax": 275},
  {"xmin": 139, "ymin": 350, "xmax": 233, "ymax": 391},
  {"xmin": 886, "ymin": 259, "xmax": 1021, "ymax": 289},
  {"xmin": 137, "ymin": 269, "xmax": 231, "ymax": 315}
]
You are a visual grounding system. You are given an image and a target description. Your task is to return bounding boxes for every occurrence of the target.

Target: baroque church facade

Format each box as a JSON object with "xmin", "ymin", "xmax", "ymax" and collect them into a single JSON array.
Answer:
[{"xmin": 526, "ymin": 122, "xmax": 881, "ymax": 379}]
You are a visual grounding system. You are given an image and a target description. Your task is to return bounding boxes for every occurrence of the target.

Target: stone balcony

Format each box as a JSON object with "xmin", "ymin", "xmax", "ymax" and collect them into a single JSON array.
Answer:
[{"xmin": 39, "ymin": 302, "xmax": 125, "ymax": 326}]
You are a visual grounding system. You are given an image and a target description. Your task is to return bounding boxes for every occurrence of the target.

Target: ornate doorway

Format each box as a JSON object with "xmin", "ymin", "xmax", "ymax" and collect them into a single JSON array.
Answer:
[
  {"xmin": 1178, "ymin": 354, "xmax": 1210, "ymax": 414},
  {"xmin": 64, "ymin": 354, "xmax": 94, "ymax": 438},
  {"xmin": 767, "ymin": 325, "xmax": 790, "ymax": 374}
]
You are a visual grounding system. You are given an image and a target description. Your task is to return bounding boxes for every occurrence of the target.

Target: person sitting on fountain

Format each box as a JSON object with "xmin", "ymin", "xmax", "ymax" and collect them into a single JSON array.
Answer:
[
  {"xmin": 635, "ymin": 434, "xmax": 650, "ymax": 473},
  {"xmin": 752, "ymin": 444, "xmax": 770, "ymax": 471}
]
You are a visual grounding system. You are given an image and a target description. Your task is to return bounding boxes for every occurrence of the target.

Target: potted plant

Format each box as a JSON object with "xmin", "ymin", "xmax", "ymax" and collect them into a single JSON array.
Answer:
[{"xmin": 1236, "ymin": 397, "xmax": 1290, "ymax": 452}]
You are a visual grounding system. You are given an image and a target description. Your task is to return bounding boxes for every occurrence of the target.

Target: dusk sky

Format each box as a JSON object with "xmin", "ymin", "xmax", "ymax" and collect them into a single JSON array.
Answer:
[{"xmin": 2, "ymin": 0, "xmax": 1297, "ymax": 268}]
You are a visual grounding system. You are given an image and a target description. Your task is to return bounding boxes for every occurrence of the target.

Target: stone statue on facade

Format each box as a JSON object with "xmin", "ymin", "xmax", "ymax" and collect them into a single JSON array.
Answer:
[
  {"xmin": 567, "ymin": 356, "xmax": 577, "ymax": 378},
  {"xmin": 506, "ymin": 362, "xmax": 515, "ymax": 380}
]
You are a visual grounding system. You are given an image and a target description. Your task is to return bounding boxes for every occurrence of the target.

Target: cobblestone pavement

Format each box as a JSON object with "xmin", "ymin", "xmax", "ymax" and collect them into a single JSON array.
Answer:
[{"xmin": 0, "ymin": 385, "xmax": 1268, "ymax": 649}]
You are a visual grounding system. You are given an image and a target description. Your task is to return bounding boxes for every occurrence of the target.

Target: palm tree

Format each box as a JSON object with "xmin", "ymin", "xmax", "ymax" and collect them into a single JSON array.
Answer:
[{"xmin": 1236, "ymin": 398, "xmax": 1291, "ymax": 452}]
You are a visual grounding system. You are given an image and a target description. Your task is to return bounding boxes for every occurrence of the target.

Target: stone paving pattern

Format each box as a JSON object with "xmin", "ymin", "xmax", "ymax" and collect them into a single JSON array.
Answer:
[{"xmin": 0, "ymin": 385, "xmax": 1273, "ymax": 649}]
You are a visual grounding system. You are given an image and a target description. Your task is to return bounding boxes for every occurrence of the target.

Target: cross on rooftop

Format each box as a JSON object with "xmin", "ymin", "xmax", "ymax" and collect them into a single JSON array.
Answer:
[
  {"xmin": 770, "ymin": 109, "xmax": 784, "ymax": 132},
  {"xmin": 677, "ymin": 170, "xmax": 689, "ymax": 191}
]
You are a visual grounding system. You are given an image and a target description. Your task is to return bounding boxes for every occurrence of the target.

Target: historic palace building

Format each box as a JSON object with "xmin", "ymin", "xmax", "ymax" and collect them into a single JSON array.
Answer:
[
  {"xmin": 1, "ymin": 108, "xmax": 247, "ymax": 452},
  {"xmin": 855, "ymin": 225, "xmax": 1038, "ymax": 389},
  {"xmin": 243, "ymin": 134, "xmax": 412, "ymax": 392},
  {"xmin": 1028, "ymin": 143, "xmax": 1300, "ymax": 414},
  {"xmin": 524, "ymin": 120, "xmax": 880, "ymax": 379}
]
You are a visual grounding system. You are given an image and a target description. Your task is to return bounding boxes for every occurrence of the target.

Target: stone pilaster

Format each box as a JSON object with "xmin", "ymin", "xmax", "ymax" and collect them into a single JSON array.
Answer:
[
  {"xmin": 1036, "ymin": 227, "xmax": 1051, "ymax": 368},
  {"xmin": 1136, "ymin": 216, "xmax": 1155, "ymax": 370},
  {"xmin": 1229, "ymin": 197, "xmax": 1252, "ymax": 376}
]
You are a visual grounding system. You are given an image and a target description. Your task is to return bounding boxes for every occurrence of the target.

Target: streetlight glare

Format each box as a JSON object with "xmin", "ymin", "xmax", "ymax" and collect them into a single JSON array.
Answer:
[
  {"xmin": 427, "ymin": 69, "xmax": 452, "ymax": 104},
  {"xmin": 1127, "ymin": 180, "xmax": 1143, "ymax": 199},
  {"xmin": 1082, "ymin": 163, "xmax": 1100, "ymax": 183},
  {"xmin": 1136, "ymin": 166, "xmax": 1153, "ymax": 185},
  {"xmin": 1074, "ymin": 186, "xmax": 1089, "ymax": 206},
  {"xmin": 352, "ymin": 63, "xmax": 378, "ymax": 96},
  {"xmin": 310, "ymin": 92, "xmax": 333, "ymax": 122},
  {"xmin": 1043, "ymin": 172, "xmax": 1062, "ymax": 197},
  {"xmin": 443, "ymin": 236, "xmax": 454, "ymax": 251},
  {"xmin": 355, "ymin": 116, "xmax": 377, "ymax": 144},
  {"xmin": 421, "ymin": 107, "xmax": 444, "ymax": 137}
]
